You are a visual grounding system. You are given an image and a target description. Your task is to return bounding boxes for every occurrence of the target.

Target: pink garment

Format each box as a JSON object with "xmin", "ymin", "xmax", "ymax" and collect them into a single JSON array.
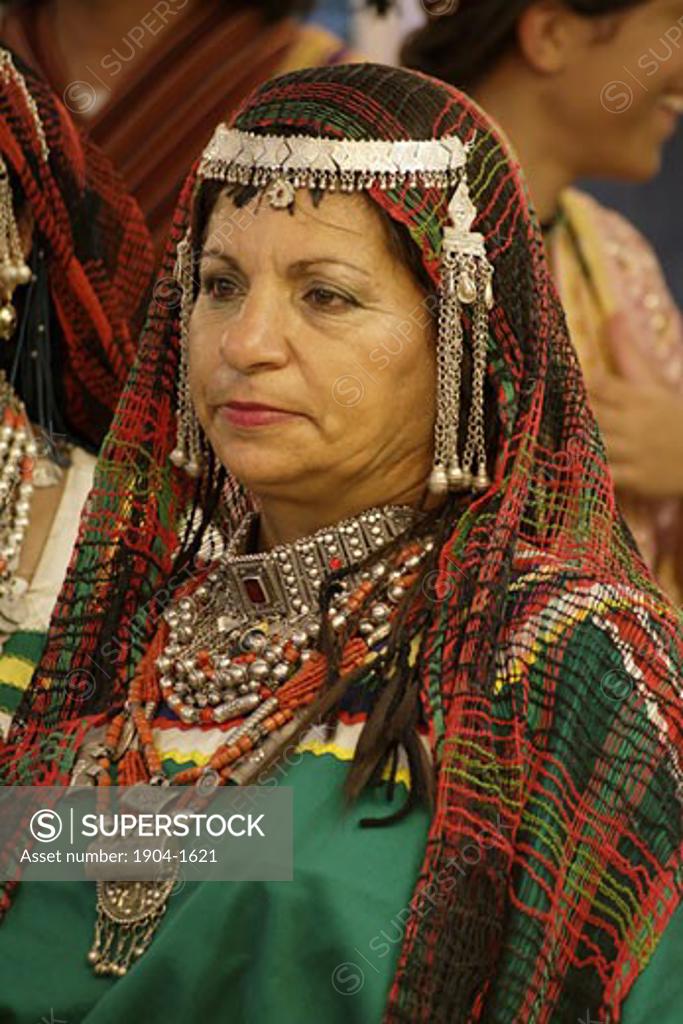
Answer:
[{"xmin": 555, "ymin": 189, "xmax": 683, "ymax": 600}]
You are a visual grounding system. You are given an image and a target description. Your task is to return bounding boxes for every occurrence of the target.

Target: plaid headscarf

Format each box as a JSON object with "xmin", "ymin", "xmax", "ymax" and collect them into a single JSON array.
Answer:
[
  {"xmin": 0, "ymin": 47, "xmax": 154, "ymax": 449},
  {"xmin": 1, "ymin": 64, "xmax": 681, "ymax": 1023}
]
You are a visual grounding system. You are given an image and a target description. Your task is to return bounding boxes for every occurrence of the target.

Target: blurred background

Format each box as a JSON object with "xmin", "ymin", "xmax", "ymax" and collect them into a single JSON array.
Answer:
[
  {"xmin": 317, "ymin": 0, "xmax": 683, "ymax": 306},
  {"xmin": 1, "ymin": 0, "xmax": 680, "ymax": 302}
]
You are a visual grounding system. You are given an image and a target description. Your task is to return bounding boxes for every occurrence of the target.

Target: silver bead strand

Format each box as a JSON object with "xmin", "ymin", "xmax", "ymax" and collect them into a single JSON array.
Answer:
[
  {"xmin": 429, "ymin": 251, "xmax": 462, "ymax": 495},
  {"xmin": 170, "ymin": 232, "xmax": 203, "ymax": 478},
  {"xmin": 460, "ymin": 259, "xmax": 492, "ymax": 493}
]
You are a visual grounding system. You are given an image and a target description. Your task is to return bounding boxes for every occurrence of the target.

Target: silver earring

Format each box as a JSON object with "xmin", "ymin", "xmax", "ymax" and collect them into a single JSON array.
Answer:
[
  {"xmin": 428, "ymin": 175, "xmax": 494, "ymax": 496},
  {"xmin": 0, "ymin": 156, "xmax": 32, "ymax": 342},
  {"xmin": 169, "ymin": 231, "xmax": 203, "ymax": 478}
]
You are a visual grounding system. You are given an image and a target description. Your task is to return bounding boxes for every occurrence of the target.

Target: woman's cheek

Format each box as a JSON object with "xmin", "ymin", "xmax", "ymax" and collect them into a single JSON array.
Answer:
[{"xmin": 187, "ymin": 325, "xmax": 217, "ymax": 422}]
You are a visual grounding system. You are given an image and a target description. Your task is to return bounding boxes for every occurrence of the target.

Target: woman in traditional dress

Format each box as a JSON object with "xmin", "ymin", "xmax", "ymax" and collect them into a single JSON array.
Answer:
[
  {"xmin": 403, "ymin": 0, "xmax": 683, "ymax": 603},
  {"xmin": 0, "ymin": 63, "xmax": 680, "ymax": 1022},
  {"xmin": 1, "ymin": 0, "xmax": 374, "ymax": 257},
  {"xmin": 0, "ymin": 47, "xmax": 154, "ymax": 737}
]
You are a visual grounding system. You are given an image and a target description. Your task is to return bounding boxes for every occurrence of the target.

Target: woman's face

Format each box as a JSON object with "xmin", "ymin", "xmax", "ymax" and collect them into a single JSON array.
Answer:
[
  {"xmin": 538, "ymin": 0, "xmax": 683, "ymax": 180},
  {"xmin": 188, "ymin": 189, "xmax": 437, "ymax": 507}
]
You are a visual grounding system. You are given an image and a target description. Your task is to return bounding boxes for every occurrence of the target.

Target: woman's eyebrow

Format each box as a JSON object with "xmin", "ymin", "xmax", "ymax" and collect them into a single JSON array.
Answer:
[
  {"xmin": 288, "ymin": 258, "xmax": 371, "ymax": 279},
  {"xmin": 198, "ymin": 252, "xmax": 372, "ymax": 279},
  {"xmin": 200, "ymin": 248, "xmax": 239, "ymax": 264}
]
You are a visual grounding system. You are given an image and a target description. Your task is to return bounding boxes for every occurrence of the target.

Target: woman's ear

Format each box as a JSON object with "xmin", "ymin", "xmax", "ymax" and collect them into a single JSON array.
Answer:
[{"xmin": 515, "ymin": 0, "xmax": 596, "ymax": 75}]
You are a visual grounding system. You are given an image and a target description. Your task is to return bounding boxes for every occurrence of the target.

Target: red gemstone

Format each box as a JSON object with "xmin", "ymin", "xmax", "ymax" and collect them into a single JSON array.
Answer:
[
  {"xmin": 329, "ymin": 557, "xmax": 343, "ymax": 571},
  {"xmin": 243, "ymin": 575, "xmax": 268, "ymax": 605}
]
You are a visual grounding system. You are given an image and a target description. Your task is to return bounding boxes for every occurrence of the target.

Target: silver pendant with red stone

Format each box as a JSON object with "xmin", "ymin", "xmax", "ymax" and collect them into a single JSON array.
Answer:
[{"xmin": 156, "ymin": 505, "xmax": 426, "ymax": 725}]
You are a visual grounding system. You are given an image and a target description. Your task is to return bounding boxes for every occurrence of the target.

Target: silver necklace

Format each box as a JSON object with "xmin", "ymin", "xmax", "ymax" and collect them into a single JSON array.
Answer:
[{"xmin": 157, "ymin": 504, "xmax": 427, "ymax": 725}]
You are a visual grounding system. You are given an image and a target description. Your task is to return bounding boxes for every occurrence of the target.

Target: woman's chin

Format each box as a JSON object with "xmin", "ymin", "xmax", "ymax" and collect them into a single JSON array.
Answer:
[
  {"xmin": 618, "ymin": 135, "xmax": 666, "ymax": 182},
  {"xmin": 212, "ymin": 449, "xmax": 314, "ymax": 493}
]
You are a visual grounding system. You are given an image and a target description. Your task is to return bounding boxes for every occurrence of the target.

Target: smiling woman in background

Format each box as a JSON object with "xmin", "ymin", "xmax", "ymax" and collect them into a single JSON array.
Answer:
[
  {"xmin": 404, "ymin": 0, "xmax": 683, "ymax": 604},
  {"xmin": 0, "ymin": 63, "xmax": 680, "ymax": 1023}
]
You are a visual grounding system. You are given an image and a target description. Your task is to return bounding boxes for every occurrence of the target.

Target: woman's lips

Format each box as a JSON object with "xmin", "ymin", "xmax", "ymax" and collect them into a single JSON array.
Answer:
[{"xmin": 219, "ymin": 401, "xmax": 302, "ymax": 428}]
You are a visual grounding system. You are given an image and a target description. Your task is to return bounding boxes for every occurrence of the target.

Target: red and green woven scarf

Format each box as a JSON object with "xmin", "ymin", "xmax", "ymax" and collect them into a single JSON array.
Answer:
[
  {"xmin": 0, "ymin": 46, "xmax": 154, "ymax": 448},
  {"xmin": 1, "ymin": 64, "xmax": 681, "ymax": 1022}
]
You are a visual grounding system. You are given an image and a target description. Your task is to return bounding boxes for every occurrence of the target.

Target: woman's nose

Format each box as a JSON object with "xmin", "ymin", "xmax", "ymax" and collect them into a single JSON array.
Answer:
[{"xmin": 218, "ymin": 285, "xmax": 289, "ymax": 372}]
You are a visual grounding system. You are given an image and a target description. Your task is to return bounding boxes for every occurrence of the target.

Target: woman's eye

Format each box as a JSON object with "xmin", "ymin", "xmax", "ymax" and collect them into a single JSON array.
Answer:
[
  {"xmin": 200, "ymin": 275, "xmax": 241, "ymax": 301},
  {"xmin": 305, "ymin": 286, "xmax": 358, "ymax": 312}
]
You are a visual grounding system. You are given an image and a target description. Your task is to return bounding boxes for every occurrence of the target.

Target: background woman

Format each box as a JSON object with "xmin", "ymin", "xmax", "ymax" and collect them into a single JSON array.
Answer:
[
  {"xmin": 0, "ymin": 47, "xmax": 154, "ymax": 737},
  {"xmin": 403, "ymin": 0, "xmax": 683, "ymax": 603},
  {"xmin": 0, "ymin": 63, "xmax": 680, "ymax": 1022}
]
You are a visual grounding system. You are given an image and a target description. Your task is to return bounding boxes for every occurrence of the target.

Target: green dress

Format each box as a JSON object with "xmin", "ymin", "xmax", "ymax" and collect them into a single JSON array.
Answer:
[
  {"xmin": 0, "ymin": 748, "xmax": 430, "ymax": 1023},
  {"xmin": 0, "ymin": 640, "xmax": 680, "ymax": 1022}
]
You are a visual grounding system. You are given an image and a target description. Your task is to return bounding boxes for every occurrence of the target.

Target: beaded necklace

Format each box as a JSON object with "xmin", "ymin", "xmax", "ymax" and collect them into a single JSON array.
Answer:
[
  {"xmin": 83, "ymin": 504, "xmax": 433, "ymax": 976},
  {"xmin": 83, "ymin": 504, "xmax": 432, "ymax": 790}
]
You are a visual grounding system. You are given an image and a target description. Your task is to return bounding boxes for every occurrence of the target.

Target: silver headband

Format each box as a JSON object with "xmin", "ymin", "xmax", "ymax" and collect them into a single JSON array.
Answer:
[{"xmin": 198, "ymin": 126, "xmax": 467, "ymax": 195}]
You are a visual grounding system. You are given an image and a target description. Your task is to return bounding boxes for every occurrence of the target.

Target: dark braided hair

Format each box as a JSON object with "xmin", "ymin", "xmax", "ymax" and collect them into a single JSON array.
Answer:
[{"xmin": 402, "ymin": 0, "xmax": 648, "ymax": 91}]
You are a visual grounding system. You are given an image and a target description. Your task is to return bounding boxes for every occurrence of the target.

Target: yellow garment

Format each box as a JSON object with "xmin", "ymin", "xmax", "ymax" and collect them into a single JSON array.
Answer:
[{"xmin": 549, "ymin": 189, "xmax": 683, "ymax": 604}]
